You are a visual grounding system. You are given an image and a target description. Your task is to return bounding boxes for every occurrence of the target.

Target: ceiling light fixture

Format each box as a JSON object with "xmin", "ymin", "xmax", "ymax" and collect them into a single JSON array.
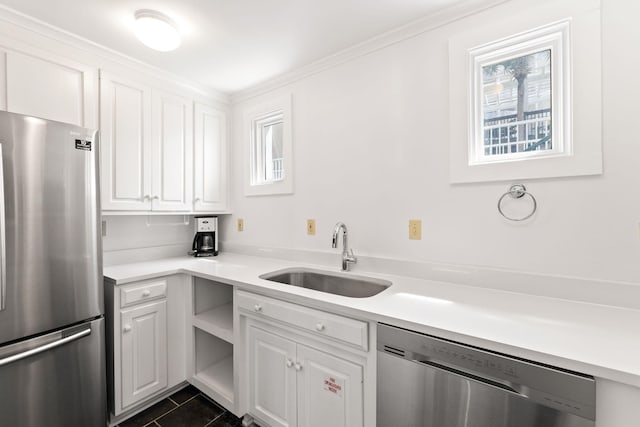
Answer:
[{"xmin": 134, "ymin": 9, "xmax": 181, "ymax": 52}]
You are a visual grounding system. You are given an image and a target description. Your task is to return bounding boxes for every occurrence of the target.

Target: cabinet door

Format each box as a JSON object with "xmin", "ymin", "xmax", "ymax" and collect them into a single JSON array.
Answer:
[
  {"xmin": 0, "ymin": 47, "xmax": 96, "ymax": 128},
  {"xmin": 151, "ymin": 90, "xmax": 193, "ymax": 211},
  {"xmin": 296, "ymin": 345, "xmax": 364, "ymax": 427},
  {"xmin": 193, "ymin": 103, "xmax": 227, "ymax": 212},
  {"xmin": 248, "ymin": 326, "xmax": 297, "ymax": 427},
  {"xmin": 121, "ymin": 300, "xmax": 168, "ymax": 409},
  {"xmin": 100, "ymin": 71, "xmax": 152, "ymax": 211}
]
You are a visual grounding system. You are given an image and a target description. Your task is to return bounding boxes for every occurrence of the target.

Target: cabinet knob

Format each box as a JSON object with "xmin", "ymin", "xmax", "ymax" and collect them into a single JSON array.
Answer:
[
  {"xmin": 294, "ymin": 363, "xmax": 302, "ymax": 371},
  {"xmin": 123, "ymin": 324, "xmax": 132, "ymax": 333},
  {"xmin": 286, "ymin": 359, "xmax": 293, "ymax": 368},
  {"xmin": 152, "ymin": 195, "xmax": 159, "ymax": 200},
  {"xmin": 315, "ymin": 323, "xmax": 325, "ymax": 332},
  {"xmin": 194, "ymin": 197, "xmax": 200, "ymax": 203},
  {"xmin": 254, "ymin": 304, "xmax": 262, "ymax": 312},
  {"xmin": 142, "ymin": 290, "xmax": 151, "ymax": 297},
  {"xmin": 141, "ymin": 194, "xmax": 151, "ymax": 201}
]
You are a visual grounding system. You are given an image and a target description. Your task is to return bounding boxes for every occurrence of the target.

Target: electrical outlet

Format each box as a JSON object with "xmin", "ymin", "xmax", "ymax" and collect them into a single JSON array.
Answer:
[
  {"xmin": 409, "ymin": 219, "xmax": 422, "ymax": 240},
  {"xmin": 307, "ymin": 219, "xmax": 316, "ymax": 235},
  {"xmin": 101, "ymin": 220, "xmax": 107, "ymax": 237},
  {"xmin": 237, "ymin": 218, "xmax": 244, "ymax": 232}
]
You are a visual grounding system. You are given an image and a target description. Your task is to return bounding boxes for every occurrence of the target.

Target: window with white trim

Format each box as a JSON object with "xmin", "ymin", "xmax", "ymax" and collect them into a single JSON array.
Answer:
[
  {"xmin": 244, "ymin": 94, "xmax": 293, "ymax": 196},
  {"xmin": 468, "ymin": 20, "xmax": 570, "ymax": 165},
  {"xmin": 251, "ymin": 110, "xmax": 284, "ymax": 184}
]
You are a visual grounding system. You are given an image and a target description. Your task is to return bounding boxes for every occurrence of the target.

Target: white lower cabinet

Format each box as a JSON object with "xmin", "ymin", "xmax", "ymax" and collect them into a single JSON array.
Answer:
[
  {"xmin": 248, "ymin": 326, "xmax": 297, "ymax": 426},
  {"xmin": 296, "ymin": 344, "xmax": 363, "ymax": 427},
  {"xmin": 105, "ymin": 275, "xmax": 187, "ymax": 420},
  {"xmin": 121, "ymin": 299, "xmax": 168, "ymax": 408},
  {"xmin": 238, "ymin": 290, "xmax": 374, "ymax": 427},
  {"xmin": 248, "ymin": 325, "xmax": 364, "ymax": 427}
]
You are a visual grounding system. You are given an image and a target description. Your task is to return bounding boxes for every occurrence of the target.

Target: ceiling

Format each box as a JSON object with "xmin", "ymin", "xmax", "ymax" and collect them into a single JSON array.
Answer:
[{"xmin": 0, "ymin": 0, "xmax": 470, "ymax": 93}]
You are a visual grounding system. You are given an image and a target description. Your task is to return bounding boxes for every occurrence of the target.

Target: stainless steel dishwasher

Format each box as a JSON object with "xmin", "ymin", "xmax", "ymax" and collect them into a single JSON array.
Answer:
[{"xmin": 377, "ymin": 323, "xmax": 595, "ymax": 427}]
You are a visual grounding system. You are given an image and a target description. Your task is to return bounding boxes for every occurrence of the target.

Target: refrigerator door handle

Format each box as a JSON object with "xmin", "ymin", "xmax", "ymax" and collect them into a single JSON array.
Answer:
[
  {"xmin": 0, "ymin": 328, "xmax": 91, "ymax": 367},
  {"xmin": 0, "ymin": 144, "xmax": 5, "ymax": 312}
]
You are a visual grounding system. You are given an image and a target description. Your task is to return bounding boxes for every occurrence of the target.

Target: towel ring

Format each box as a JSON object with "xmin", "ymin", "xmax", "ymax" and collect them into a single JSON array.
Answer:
[{"xmin": 498, "ymin": 184, "xmax": 537, "ymax": 221}]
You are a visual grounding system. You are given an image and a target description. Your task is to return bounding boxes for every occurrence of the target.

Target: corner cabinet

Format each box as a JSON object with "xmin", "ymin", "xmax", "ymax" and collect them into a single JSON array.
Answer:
[
  {"xmin": 237, "ymin": 290, "xmax": 376, "ymax": 427},
  {"xmin": 99, "ymin": 70, "xmax": 228, "ymax": 214},
  {"xmin": 193, "ymin": 103, "xmax": 227, "ymax": 212},
  {"xmin": 105, "ymin": 275, "xmax": 187, "ymax": 420}
]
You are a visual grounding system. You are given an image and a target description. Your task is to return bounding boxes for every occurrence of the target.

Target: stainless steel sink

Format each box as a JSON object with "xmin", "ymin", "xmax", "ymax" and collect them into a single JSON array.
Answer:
[{"xmin": 259, "ymin": 267, "xmax": 391, "ymax": 298}]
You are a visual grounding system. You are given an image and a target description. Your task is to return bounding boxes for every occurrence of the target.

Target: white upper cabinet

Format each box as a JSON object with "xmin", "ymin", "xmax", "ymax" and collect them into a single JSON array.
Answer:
[
  {"xmin": 100, "ymin": 71, "xmax": 153, "ymax": 211},
  {"xmin": 194, "ymin": 103, "xmax": 227, "ymax": 212},
  {"xmin": 100, "ymin": 70, "xmax": 227, "ymax": 214},
  {"xmin": 152, "ymin": 91, "xmax": 194, "ymax": 211},
  {"xmin": 0, "ymin": 47, "xmax": 97, "ymax": 128}
]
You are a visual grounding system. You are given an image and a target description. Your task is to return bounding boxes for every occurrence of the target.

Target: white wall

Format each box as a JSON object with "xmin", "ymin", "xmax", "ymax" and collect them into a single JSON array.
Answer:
[
  {"xmin": 224, "ymin": 0, "xmax": 640, "ymax": 283},
  {"xmin": 102, "ymin": 216, "xmax": 194, "ymax": 266}
]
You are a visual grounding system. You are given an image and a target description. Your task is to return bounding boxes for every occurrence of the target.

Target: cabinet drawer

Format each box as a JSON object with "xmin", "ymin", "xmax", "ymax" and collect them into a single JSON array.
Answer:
[
  {"xmin": 120, "ymin": 278, "xmax": 167, "ymax": 308},
  {"xmin": 237, "ymin": 291, "xmax": 368, "ymax": 350}
]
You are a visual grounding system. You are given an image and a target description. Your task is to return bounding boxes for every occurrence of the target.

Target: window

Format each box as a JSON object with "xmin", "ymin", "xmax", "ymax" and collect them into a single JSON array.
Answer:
[
  {"xmin": 447, "ymin": 5, "xmax": 602, "ymax": 184},
  {"xmin": 244, "ymin": 94, "xmax": 293, "ymax": 196},
  {"xmin": 252, "ymin": 110, "xmax": 284, "ymax": 184},
  {"xmin": 469, "ymin": 21, "xmax": 568, "ymax": 165},
  {"xmin": 481, "ymin": 50, "xmax": 552, "ymax": 159}
]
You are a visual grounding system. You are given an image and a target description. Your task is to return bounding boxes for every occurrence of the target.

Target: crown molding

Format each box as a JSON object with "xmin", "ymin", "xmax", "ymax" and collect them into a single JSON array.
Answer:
[
  {"xmin": 0, "ymin": 4, "xmax": 230, "ymax": 104},
  {"xmin": 231, "ymin": 0, "xmax": 511, "ymax": 104}
]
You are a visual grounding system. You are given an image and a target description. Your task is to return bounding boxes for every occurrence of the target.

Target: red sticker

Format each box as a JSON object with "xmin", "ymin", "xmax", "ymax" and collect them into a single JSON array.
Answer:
[{"xmin": 323, "ymin": 376, "xmax": 344, "ymax": 397}]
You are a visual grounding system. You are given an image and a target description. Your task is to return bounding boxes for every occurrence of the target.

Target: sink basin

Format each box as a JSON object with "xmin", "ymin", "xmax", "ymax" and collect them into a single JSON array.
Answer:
[{"xmin": 259, "ymin": 268, "xmax": 391, "ymax": 298}]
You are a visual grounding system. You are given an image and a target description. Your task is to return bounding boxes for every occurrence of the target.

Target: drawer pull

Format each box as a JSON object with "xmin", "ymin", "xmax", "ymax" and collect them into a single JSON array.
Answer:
[
  {"xmin": 254, "ymin": 304, "xmax": 263, "ymax": 312},
  {"xmin": 142, "ymin": 290, "xmax": 151, "ymax": 297},
  {"xmin": 286, "ymin": 359, "xmax": 293, "ymax": 368},
  {"xmin": 294, "ymin": 363, "xmax": 303, "ymax": 371},
  {"xmin": 123, "ymin": 324, "xmax": 132, "ymax": 333},
  {"xmin": 315, "ymin": 323, "xmax": 325, "ymax": 332}
]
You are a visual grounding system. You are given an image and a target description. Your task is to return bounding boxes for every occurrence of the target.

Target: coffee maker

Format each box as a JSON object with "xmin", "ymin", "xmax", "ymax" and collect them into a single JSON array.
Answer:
[{"xmin": 190, "ymin": 216, "xmax": 219, "ymax": 257}]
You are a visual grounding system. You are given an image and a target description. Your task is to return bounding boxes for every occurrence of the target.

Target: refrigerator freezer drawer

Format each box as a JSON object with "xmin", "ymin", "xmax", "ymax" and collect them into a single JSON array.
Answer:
[{"xmin": 0, "ymin": 317, "xmax": 106, "ymax": 427}]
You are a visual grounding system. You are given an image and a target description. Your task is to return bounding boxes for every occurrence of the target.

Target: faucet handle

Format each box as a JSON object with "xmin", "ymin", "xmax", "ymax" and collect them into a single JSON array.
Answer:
[{"xmin": 346, "ymin": 249, "xmax": 357, "ymax": 263}]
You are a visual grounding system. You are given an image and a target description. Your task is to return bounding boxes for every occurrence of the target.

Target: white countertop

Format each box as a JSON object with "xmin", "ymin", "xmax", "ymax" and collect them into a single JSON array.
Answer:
[{"xmin": 104, "ymin": 253, "xmax": 640, "ymax": 388}]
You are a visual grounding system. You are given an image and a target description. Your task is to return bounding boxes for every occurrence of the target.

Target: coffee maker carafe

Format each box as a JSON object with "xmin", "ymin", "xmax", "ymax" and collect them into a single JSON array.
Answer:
[{"xmin": 190, "ymin": 216, "xmax": 218, "ymax": 257}]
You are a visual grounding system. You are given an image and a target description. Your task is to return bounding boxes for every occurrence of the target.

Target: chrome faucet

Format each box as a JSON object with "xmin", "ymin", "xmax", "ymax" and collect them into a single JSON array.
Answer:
[{"xmin": 331, "ymin": 222, "xmax": 357, "ymax": 271}]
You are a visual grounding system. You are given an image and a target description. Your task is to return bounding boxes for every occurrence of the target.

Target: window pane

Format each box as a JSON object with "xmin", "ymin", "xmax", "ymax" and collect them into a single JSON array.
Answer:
[
  {"xmin": 482, "ymin": 49, "xmax": 552, "ymax": 156},
  {"xmin": 261, "ymin": 121, "xmax": 283, "ymax": 182}
]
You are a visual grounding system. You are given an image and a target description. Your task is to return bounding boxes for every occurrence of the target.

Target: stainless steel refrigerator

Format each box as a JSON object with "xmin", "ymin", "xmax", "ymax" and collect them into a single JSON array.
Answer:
[{"xmin": 0, "ymin": 111, "xmax": 106, "ymax": 426}]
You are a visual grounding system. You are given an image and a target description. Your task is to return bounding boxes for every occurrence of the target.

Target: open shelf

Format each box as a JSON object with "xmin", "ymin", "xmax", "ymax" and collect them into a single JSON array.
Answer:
[
  {"xmin": 195, "ymin": 355, "xmax": 234, "ymax": 401},
  {"xmin": 193, "ymin": 302, "xmax": 233, "ymax": 343},
  {"xmin": 189, "ymin": 278, "xmax": 235, "ymax": 412},
  {"xmin": 192, "ymin": 326, "xmax": 234, "ymax": 409}
]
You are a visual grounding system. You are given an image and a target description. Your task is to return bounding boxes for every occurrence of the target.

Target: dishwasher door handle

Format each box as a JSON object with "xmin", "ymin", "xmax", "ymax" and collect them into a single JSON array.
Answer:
[{"xmin": 416, "ymin": 359, "xmax": 528, "ymax": 399}]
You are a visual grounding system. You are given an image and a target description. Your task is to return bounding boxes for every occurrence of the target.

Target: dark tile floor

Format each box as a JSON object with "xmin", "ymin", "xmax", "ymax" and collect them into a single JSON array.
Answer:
[{"xmin": 118, "ymin": 385, "xmax": 244, "ymax": 427}]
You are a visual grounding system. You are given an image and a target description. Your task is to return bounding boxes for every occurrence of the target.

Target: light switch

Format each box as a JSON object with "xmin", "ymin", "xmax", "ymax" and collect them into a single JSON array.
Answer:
[
  {"xmin": 307, "ymin": 219, "xmax": 316, "ymax": 235},
  {"xmin": 409, "ymin": 219, "xmax": 422, "ymax": 240}
]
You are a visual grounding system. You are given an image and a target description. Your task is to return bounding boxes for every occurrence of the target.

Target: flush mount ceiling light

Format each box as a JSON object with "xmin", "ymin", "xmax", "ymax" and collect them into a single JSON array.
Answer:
[{"xmin": 134, "ymin": 9, "xmax": 181, "ymax": 52}]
